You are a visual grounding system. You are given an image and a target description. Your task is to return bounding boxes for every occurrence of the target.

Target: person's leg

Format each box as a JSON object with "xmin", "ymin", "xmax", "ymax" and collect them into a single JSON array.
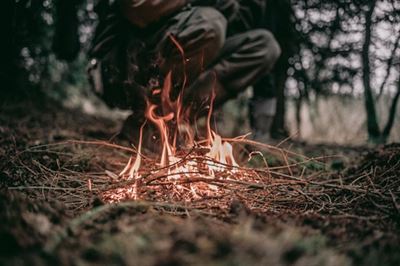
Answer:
[
  {"xmin": 155, "ymin": 6, "xmax": 227, "ymax": 88},
  {"xmin": 116, "ymin": 7, "xmax": 281, "ymax": 144},
  {"xmin": 249, "ymin": 74, "xmax": 277, "ymax": 138},
  {"xmin": 183, "ymin": 29, "xmax": 281, "ymax": 113}
]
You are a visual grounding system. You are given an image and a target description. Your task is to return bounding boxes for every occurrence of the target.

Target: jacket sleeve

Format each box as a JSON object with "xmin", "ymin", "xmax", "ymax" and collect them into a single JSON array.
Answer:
[{"xmin": 120, "ymin": 0, "xmax": 187, "ymax": 28}]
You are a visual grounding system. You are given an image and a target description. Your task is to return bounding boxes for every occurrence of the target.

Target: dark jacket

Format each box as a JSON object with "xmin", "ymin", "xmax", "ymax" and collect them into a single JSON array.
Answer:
[{"xmin": 89, "ymin": 0, "xmax": 266, "ymax": 59}]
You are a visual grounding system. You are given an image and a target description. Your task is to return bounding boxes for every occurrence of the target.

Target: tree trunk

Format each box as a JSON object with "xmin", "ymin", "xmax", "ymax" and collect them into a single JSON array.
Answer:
[
  {"xmin": 0, "ymin": 0, "xmax": 17, "ymax": 98},
  {"xmin": 382, "ymin": 78, "xmax": 400, "ymax": 142},
  {"xmin": 378, "ymin": 34, "xmax": 400, "ymax": 98},
  {"xmin": 362, "ymin": 0, "xmax": 381, "ymax": 143},
  {"xmin": 53, "ymin": 0, "xmax": 82, "ymax": 61}
]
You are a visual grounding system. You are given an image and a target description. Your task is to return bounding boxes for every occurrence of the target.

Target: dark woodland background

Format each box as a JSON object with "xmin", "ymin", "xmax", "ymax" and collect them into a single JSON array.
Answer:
[
  {"xmin": 1, "ymin": 2, "xmax": 400, "ymax": 266},
  {"xmin": 1, "ymin": 0, "xmax": 400, "ymax": 144}
]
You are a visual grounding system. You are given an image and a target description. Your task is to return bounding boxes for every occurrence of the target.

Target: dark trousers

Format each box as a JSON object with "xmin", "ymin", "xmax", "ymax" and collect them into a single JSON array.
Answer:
[{"xmin": 158, "ymin": 7, "xmax": 281, "ymax": 110}]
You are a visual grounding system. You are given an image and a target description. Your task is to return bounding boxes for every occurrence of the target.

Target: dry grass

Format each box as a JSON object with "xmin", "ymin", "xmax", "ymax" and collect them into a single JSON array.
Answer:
[
  {"xmin": 1, "ymin": 102, "xmax": 400, "ymax": 265},
  {"xmin": 6, "ymin": 139, "xmax": 399, "ymax": 231}
]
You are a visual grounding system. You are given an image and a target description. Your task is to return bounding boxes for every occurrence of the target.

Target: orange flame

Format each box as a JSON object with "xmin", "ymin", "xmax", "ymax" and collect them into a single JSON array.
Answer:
[
  {"xmin": 119, "ymin": 36, "xmax": 239, "ymax": 199},
  {"xmin": 119, "ymin": 122, "xmax": 145, "ymax": 179}
]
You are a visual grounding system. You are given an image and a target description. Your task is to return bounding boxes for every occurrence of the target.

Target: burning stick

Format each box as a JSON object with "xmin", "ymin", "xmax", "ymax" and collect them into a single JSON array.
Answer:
[
  {"xmin": 104, "ymin": 36, "xmax": 285, "ymax": 203},
  {"xmin": 114, "ymin": 64, "xmax": 242, "ymax": 201}
]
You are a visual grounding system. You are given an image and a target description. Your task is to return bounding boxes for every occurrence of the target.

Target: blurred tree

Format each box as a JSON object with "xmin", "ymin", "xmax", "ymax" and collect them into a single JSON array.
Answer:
[
  {"xmin": 290, "ymin": 0, "xmax": 400, "ymax": 143},
  {"xmin": 362, "ymin": 0, "xmax": 381, "ymax": 141},
  {"xmin": 361, "ymin": 0, "xmax": 400, "ymax": 143},
  {"xmin": 0, "ymin": 0, "xmax": 50, "ymax": 101},
  {"xmin": 0, "ymin": 0, "xmax": 17, "ymax": 99},
  {"xmin": 0, "ymin": 0, "xmax": 97, "ymax": 103},
  {"xmin": 53, "ymin": 0, "xmax": 82, "ymax": 61}
]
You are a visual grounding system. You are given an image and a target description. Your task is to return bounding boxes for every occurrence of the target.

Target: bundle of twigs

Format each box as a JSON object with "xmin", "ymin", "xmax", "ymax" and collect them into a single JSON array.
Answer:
[{"xmin": 5, "ymin": 141, "xmax": 400, "ymax": 228}]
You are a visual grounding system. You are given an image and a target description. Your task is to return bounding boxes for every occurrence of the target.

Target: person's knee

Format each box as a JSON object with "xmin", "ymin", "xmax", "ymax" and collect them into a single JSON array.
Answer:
[
  {"xmin": 253, "ymin": 29, "xmax": 282, "ymax": 71},
  {"xmin": 189, "ymin": 7, "xmax": 227, "ymax": 59}
]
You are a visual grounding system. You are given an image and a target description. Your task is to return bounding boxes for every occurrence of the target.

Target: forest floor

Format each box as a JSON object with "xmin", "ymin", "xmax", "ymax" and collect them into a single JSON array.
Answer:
[{"xmin": 1, "ymin": 99, "xmax": 399, "ymax": 266}]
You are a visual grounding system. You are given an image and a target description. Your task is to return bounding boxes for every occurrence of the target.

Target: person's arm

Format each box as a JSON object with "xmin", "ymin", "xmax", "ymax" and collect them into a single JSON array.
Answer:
[{"xmin": 120, "ymin": 0, "xmax": 187, "ymax": 28}]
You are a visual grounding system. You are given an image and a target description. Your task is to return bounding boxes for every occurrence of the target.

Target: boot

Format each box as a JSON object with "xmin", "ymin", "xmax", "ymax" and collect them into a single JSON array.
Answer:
[{"xmin": 249, "ymin": 97, "xmax": 277, "ymax": 142}]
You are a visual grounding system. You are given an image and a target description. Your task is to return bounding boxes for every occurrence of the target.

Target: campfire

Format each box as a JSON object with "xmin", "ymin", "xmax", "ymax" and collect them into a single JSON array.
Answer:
[{"xmin": 102, "ymin": 69, "xmax": 256, "ymax": 203}]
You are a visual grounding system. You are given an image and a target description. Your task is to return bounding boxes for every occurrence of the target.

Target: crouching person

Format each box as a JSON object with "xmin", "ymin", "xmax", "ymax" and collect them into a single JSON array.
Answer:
[{"xmin": 88, "ymin": 0, "xmax": 281, "ymax": 145}]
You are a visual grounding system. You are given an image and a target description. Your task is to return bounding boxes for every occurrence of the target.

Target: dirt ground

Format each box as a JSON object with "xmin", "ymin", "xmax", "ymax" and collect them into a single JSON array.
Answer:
[{"xmin": 1, "ymin": 99, "xmax": 399, "ymax": 266}]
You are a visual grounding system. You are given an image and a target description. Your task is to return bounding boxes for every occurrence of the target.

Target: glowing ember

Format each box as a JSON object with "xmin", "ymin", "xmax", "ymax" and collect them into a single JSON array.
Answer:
[{"xmin": 115, "ymin": 72, "xmax": 240, "ymax": 199}]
